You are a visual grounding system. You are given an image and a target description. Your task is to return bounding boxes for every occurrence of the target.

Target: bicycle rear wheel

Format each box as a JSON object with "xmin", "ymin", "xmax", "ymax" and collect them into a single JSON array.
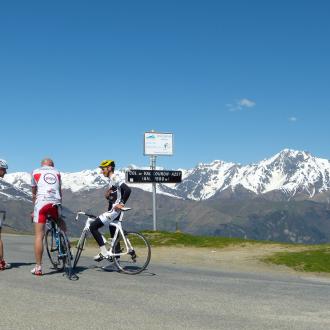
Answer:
[
  {"xmin": 73, "ymin": 232, "xmax": 86, "ymax": 269},
  {"xmin": 59, "ymin": 231, "xmax": 73, "ymax": 278},
  {"xmin": 113, "ymin": 231, "xmax": 151, "ymax": 275},
  {"xmin": 45, "ymin": 229, "xmax": 65, "ymax": 271}
]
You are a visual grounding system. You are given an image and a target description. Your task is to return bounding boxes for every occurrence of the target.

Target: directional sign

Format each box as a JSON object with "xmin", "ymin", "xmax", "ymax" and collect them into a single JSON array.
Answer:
[{"xmin": 126, "ymin": 170, "xmax": 182, "ymax": 184}]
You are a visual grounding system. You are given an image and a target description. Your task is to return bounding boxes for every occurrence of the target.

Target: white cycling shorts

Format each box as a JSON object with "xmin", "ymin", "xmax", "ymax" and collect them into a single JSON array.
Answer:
[{"xmin": 98, "ymin": 209, "xmax": 121, "ymax": 225}]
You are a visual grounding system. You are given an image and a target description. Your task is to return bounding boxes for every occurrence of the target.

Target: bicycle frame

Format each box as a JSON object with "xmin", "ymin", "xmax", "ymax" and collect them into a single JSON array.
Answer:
[
  {"xmin": 75, "ymin": 209, "xmax": 133, "ymax": 257},
  {"xmin": 46, "ymin": 219, "xmax": 66, "ymax": 258},
  {"xmin": 74, "ymin": 208, "xmax": 151, "ymax": 275}
]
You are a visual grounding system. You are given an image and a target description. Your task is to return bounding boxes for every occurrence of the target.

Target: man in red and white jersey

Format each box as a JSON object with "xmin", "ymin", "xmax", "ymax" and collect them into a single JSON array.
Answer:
[{"xmin": 31, "ymin": 158, "xmax": 63, "ymax": 276}]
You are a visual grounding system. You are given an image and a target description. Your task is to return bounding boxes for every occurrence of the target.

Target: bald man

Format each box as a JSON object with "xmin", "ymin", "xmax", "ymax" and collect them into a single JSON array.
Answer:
[{"xmin": 30, "ymin": 158, "xmax": 63, "ymax": 276}]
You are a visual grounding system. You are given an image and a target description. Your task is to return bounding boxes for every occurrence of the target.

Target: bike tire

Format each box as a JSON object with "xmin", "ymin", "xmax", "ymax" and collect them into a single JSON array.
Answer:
[
  {"xmin": 113, "ymin": 231, "xmax": 151, "ymax": 275},
  {"xmin": 45, "ymin": 229, "xmax": 65, "ymax": 271},
  {"xmin": 59, "ymin": 231, "xmax": 73, "ymax": 278},
  {"xmin": 73, "ymin": 233, "xmax": 86, "ymax": 269}
]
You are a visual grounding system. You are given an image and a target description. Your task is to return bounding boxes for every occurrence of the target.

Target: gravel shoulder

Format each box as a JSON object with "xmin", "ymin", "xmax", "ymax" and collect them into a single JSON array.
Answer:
[
  {"xmin": 5, "ymin": 233, "xmax": 329, "ymax": 278},
  {"xmin": 82, "ymin": 242, "xmax": 330, "ymax": 278}
]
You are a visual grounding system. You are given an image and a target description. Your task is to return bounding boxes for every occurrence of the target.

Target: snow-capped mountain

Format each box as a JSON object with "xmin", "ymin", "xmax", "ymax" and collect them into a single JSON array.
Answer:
[
  {"xmin": 0, "ymin": 177, "xmax": 31, "ymax": 202},
  {"xmin": 3, "ymin": 149, "xmax": 330, "ymax": 201},
  {"xmin": 232, "ymin": 149, "xmax": 330, "ymax": 197},
  {"xmin": 173, "ymin": 149, "xmax": 330, "ymax": 200},
  {"xmin": 3, "ymin": 166, "xmax": 187, "ymax": 199},
  {"xmin": 3, "ymin": 149, "xmax": 330, "ymax": 243}
]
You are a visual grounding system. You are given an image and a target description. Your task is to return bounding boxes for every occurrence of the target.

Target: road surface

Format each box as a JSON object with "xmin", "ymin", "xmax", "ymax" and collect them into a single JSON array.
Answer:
[{"xmin": 1, "ymin": 235, "xmax": 330, "ymax": 330}]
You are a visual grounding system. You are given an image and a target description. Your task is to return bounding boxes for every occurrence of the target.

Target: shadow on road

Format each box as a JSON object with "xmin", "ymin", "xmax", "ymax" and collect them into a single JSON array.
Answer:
[
  {"xmin": 43, "ymin": 268, "xmax": 65, "ymax": 276},
  {"xmin": 72, "ymin": 265, "xmax": 89, "ymax": 275},
  {"xmin": 9, "ymin": 262, "xmax": 35, "ymax": 269},
  {"xmin": 73, "ymin": 264, "xmax": 157, "ymax": 277},
  {"xmin": 99, "ymin": 265, "xmax": 157, "ymax": 276}
]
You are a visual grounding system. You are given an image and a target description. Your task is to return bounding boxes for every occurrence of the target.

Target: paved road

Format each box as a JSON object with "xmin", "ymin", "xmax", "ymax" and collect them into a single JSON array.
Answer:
[{"xmin": 1, "ymin": 235, "xmax": 330, "ymax": 330}]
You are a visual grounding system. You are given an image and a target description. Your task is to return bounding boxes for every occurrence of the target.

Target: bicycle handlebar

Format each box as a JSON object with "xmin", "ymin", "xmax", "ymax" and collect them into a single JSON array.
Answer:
[{"xmin": 75, "ymin": 211, "xmax": 97, "ymax": 221}]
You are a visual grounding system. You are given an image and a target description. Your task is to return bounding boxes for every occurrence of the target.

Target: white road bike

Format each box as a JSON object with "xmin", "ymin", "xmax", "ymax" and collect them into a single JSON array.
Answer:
[{"xmin": 73, "ymin": 208, "xmax": 151, "ymax": 275}]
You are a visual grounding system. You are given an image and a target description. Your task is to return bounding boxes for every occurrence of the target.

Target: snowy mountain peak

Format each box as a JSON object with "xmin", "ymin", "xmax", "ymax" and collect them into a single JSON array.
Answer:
[
  {"xmin": 265, "ymin": 149, "xmax": 311, "ymax": 165},
  {"xmin": 2, "ymin": 149, "xmax": 330, "ymax": 201}
]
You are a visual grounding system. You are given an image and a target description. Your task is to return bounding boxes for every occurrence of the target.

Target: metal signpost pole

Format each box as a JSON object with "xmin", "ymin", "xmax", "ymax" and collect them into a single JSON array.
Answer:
[
  {"xmin": 144, "ymin": 130, "xmax": 175, "ymax": 232},
  {"xmin": 150, "ymin": 155, "xmax": 157, "ymax": 231}
]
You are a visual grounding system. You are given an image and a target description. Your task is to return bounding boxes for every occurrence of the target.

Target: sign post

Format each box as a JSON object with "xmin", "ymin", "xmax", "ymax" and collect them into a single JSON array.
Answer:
[
  {"xmin": 125, "ymin": 131, "xmax": 181, "ymax": 231},
  {"xmin": 126, "ymin": 170, "xmax": 182, "ymax": 183},
  {"xmin": 144, "ymin": 131, "xmax": 174, "ymax": 231},
  {"xmin": 150, "ymin": 155, "xmax": 157, "ymax": 231}
]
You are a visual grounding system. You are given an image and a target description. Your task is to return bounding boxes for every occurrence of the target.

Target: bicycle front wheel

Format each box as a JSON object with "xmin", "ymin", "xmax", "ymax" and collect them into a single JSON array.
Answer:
[
  {"xmin": 73, "ymin": 232, "xmax": 86, "ymax": 269},
  {"xmin": 113, "ymin": 231, "xmax": 151, "ymax": 275},
  {"xmin": 59, "ymin": 231, "xmax": 73, "ymax": 278},
  {"xmin": 45, "ymin": 229, "xmax": 64, "ymax": 271}
]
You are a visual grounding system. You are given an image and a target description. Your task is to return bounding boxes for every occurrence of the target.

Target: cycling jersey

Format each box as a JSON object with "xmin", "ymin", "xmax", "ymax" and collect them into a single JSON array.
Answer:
[
  {"xmin": 31, "ymin": 166, "xmax": 62, "ymax": 224},
  {"xmin": 98, "ymin": 174, "xmax": 131, "ymax": 225},
  {"xmin": 108, "ymin": 174, "xmax": 131, "ymax": 205},
  {"xmin": 31, "ymin": 166, "xmax": 62, "ymax": 204}
]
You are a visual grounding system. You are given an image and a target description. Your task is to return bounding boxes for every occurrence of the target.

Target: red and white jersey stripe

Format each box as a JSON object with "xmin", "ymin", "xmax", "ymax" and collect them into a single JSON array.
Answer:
[{"xmin": 31, "ymin": 166, "xmax": 62, "ymax": 204}]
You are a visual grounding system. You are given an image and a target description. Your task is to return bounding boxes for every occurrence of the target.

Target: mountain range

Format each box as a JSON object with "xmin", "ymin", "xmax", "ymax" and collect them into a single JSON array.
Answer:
[{"xmin": 1, "ymin": 149, "xmax": 330, "ymax": 243}]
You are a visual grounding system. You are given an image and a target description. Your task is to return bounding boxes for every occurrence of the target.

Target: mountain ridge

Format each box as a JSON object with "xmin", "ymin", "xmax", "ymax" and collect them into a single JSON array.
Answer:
[{"xmin": 5, "ymin": 149, "xmax": 329, "ymax": 202}]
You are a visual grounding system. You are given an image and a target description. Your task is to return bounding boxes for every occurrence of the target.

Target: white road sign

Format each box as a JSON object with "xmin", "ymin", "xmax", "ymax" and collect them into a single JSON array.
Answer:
[{"xmin": 144, "ymin": 132, "xmax": 173, "ymax": 156}]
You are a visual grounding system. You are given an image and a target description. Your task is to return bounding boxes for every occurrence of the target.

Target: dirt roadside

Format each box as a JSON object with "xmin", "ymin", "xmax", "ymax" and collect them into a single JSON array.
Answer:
[
  {"xmin": 5, "ymin": 233, "xmax": 327, "ymax": 279},
  {"xmin": 83, "ymin": 243, "xmax": 330, "ymax": 279},
  {"xmin": 150, "ymin": 244, "xmax": 306, "ymax": 273}
]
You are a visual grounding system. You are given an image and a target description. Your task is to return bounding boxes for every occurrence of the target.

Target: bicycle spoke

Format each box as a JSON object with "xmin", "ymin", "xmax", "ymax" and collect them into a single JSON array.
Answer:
[
  {"xmin": 73, "ymin": 233, "xmax": 86, "ymax": 269},
  {"xmin": 45, "ymin": 229, "xmax": 64, "ymax": 271},
  {"xmin": 59, "ymin": 232, "xmax": 73, "ymax": 279},
  {"xmin": 113, "ymin": 232, "xmax": 151, "ymax": 275}
]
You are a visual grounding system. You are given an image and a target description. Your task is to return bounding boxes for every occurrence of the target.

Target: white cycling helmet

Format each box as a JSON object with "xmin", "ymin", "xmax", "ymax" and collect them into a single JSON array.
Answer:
[{"xmin": 0, "ymin": 159, "xmax": 8, "ymax": 169}]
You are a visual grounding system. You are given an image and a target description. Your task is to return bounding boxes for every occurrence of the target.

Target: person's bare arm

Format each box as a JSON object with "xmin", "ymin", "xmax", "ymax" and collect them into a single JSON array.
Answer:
[
  {"xmin": 104, "ymin": 188, "xmax": 113, "ymax": 200},
  {"xmin": 31, "ymin": 186, "xmax": 37, "ymax": 206},
  {"xmin": 31, "ymin": 186, "xmax": 37, "ymax": 220}
]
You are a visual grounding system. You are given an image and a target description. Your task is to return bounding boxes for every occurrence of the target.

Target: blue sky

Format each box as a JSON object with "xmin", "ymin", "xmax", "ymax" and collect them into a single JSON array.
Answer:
[{"xmin": 1, "ymin": 0, "xmax": 329, "ymax": 172}]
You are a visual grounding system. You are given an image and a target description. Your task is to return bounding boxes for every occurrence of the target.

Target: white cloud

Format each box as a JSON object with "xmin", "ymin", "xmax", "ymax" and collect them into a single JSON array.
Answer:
[
  {"xmin": 227, "ymin": 98, "xmax": 256, "ymax": 112},
  {"xmin": 238, "ymin": 98, "xmax": 256, "ymax": 108},
  {"xmin": 289, "ymin": 116, "xmax": 297, "ymax": 122}
]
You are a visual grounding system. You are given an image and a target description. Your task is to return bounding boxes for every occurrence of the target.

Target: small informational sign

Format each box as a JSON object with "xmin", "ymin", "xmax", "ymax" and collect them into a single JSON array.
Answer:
[
  {"xmin": 144, "ymin": 132, "xmax": 173, "ymax": 156},
  {"xmin": 126, "ymin": 170, "xmax": 182, "ymax": 184}
]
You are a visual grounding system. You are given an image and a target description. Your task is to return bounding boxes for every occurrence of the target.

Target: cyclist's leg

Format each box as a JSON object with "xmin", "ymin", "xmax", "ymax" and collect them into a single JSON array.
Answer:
[
  {"xmin": 0, "ymin": 222, "xmax": 9, "ymax": 270},
  {"xmin": 90, "ymin": 218, "xmax": 109, "ymax": 261},
  {"xmin": 54, "ymin": 205, "xmax": 67, "ymax": 233},
  {"xmin": 90, "ymin": 210, "xmax": 120, "ymax": 260},
  {"xmin": 109, "ymin": 219, "xmax": 121, "ymax": 257},
  {"xmin": 33, "ymin": 223, "xmax": 45, "ymax": 271},
  {"xmin": 0, "ymin": 227, "xmax": 3, "ymax": 261},
  {"xmin": 89, "ymin": 218, "xmax": 105, "ymax": 246},
  {"xmin": 32, "ymin": 203, "xmax": 57, "ymax": 274},
  {"xmin": 0, "ymin": 228, "xmax": 4, "ymax": 270},
  {"xmin": 56, "ymin": 217, "xmax": 67, "ymax": 233}
]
